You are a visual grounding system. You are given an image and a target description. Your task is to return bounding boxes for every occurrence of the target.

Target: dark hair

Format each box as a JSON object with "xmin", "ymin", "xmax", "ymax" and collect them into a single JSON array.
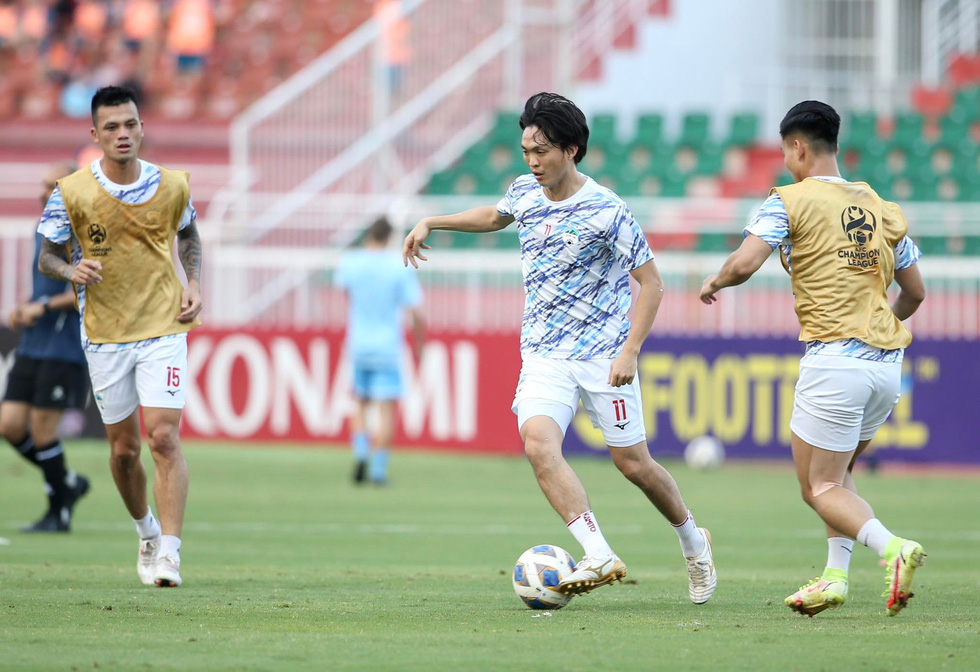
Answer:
[
  {"xmin": 519, "ymin": 92, "xmax": 589, "ymax": 164},
  {"xmin": 91, "ymin": 86, "xmax": 140, "ymax": 125},
  {"xmin": 779, "ymin": 100, "xmax": 840, "ymax": 154},
  {"xmin": 366, "ymin": 216, "xmax": 392, "ymax": 243}
]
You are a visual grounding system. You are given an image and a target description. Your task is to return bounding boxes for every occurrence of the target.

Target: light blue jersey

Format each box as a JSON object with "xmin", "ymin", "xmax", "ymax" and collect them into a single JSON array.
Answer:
[
  {"xmin": 37, "ymin": 159, "xmax": 196, "ymax": 352},
  {"xmin": 497, "ymin": 174, "xmax": 653, "ymax": 360},
  {"xmin": 744, "ymin": 176, "xmax": 922, "ymax": 363},
  {"xmin": 336, "ymin": 249, "xmax": 422, "ymax": 370}
]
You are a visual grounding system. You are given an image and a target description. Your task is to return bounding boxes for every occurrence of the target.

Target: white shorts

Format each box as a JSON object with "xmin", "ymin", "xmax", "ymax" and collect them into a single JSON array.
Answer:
[
  {"xmin": 512, "ymin": 356, "xmax": 647, "ymax": 448},
  {"xmin": 85, "ymin": 335, "xmax": 188, "ymax": 425},
  {"xmin": 790, "ymin": 353, "xmax": 902, "ymax": 452}
]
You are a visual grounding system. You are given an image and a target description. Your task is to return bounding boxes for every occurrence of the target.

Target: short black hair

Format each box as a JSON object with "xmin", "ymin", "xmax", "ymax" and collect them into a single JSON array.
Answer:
[
  {"xmin": 779, "ymin": 100, "xmax": 840, "ymax": 154},
  {"xmin": 91, "ymin": 86, "xmax": 140, "ymax": 125},
  {"xmin": 519, "ymin": 92, "xmax": 589, "ymax": 164},
  {"xmin": 366, "ymin": 216, "xmax": 392, "ymax": 243}
]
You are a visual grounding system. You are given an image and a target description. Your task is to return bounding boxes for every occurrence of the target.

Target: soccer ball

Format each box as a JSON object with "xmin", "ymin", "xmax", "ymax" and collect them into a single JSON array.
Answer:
[
  {"xmin": 684, "ymin": 435, "xmax": 725, "ymax": 470},
  {"xmin": 512, "ymin": 545, "xmax": 577, "ymax": 610}
]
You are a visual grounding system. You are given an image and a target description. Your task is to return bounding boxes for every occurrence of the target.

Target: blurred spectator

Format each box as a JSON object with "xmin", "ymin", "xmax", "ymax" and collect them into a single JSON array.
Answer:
[
  {"xmin": 123, "ymin": 0, "xmax": 160, "ymax": 52},
  {"xmin": 374, "ymin": 0, "xmax": 410, "ymax": 96},
  {"xmin": 167, "ymin": 0, "xmax": 215, "ymax": 73},
  {"xmin": 0, "ymin": 3, "xmax": 16, "ymax": 48},
  {"xmin": 20, "ymin": 1, "xmax": 49, "ymax": 44},
  {"xmin": 73, "ymin": 0, "xmax": 108, "ymax": 48}
]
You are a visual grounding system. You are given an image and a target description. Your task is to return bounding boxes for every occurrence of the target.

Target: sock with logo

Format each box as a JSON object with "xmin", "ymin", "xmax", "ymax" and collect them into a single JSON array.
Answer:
[
  {"xmin": 159, "ymin": 535, "xmax": 181, "ymax": 561},
  {"xmin": 567, "ymin": 510, "xmax": 615, "ymax": 558},
  {"xmin": 134, "ymin": 509, "xmax": 162, "ymax": 540},
  {"xmin": 9, "ymin": 434, "xmax": 41, "ymax": 467},
  {"xmin": 856, "ymin": 518, "xmax": 895, "ymax": 558},
  {"xmin": 33, "ymin": 441, "xmax": 69, "ymax": 506},
  {"xmin": 672, "ymin": 511, "xmax": 706, "ymax": 557},
  {"xmin": 825, "ymin": 536, "xmax": 854, "ymax": 574}
]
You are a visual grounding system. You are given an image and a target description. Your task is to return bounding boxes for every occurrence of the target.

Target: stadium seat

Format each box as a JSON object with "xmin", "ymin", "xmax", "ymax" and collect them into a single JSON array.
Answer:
[
  {"xmin": 951, "ymin": 87, "xmax": 980, "ymax": 120},
  {"xmin": 635, "ymin": 113, "xmax": 664, "ymax": 143},
  {"xmin": 725, "ymin": 112, "xmax": 759, "ymax": 146},
  {"xmin": 693, "ymin": 144, "xmax": 724, "ymax": 176},
  {"xmin": 892, "ymin": 112, "xmax": 924, "ymax": 147},
  {"xmin": 679, "ymin": 112, "xmax": 711, "ymax": 147},
  {"xmin": 845, "ymin": 111, "xmax": 878, "ymax": 146},
  {"xmin": 589, "ymin": 113, "xmax": 618, "ymax": 144}
]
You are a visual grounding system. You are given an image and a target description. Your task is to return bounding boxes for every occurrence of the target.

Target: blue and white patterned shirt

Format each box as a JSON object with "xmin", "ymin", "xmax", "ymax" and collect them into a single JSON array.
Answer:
[
  {"xmin": 744, "ymin": 176, "xmax": 922, "ymax": 362},
  {"xmin": 497, "ymin": 174, "xmax": 653, "ymax": 359},
  {"xmin": 37, "ymin": 159, "xmax": 197, "ymax": 352}
]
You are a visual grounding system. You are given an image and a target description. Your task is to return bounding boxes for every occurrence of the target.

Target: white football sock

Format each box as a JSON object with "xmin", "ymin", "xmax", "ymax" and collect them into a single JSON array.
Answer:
[
  {"xmin": 567, "ymin": 510, "xmax": 614, "ymax": 558},
  {"xmin": 672, "ymin": 511, "xmax": 706, "ymax": 557},
  {"xmin": 134, "ymin": 510, "xmax": 161, "ymax": 540},
  {"xmin": 856, "ymin": 518, "xmax": 895, "ymax": 557},
  {"xmin": 825, "ymin": 537, "xmax": 854, "ymax": 573},
  {"xmin": 160, "ymin": 535, "xmax": 181, "ymax": 560}
]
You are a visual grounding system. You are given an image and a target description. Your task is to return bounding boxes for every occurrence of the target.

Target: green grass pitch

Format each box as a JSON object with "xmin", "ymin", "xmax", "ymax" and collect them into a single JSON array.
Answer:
[{"xmin": 1, "ymin": 442, "xmax": 978, "ymax": 671}]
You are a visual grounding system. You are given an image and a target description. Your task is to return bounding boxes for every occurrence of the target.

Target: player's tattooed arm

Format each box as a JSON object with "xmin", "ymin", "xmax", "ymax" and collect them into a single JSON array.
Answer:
[
  {"xmin": 177, "ymin": 221, "xmax": 202, "ymax": 283},
  {"xmin": 39, "ymin": 238, "xmax": 102, "ymax": 285},
  {"xmin": 177, "ymin": 222, "xmax": 203, "ymax": 322}
]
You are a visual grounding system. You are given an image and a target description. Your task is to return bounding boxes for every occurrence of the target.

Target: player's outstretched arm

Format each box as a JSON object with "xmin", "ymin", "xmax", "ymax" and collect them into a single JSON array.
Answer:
[
  {"xmin": 892, "ymin": 263, "xmax": 925, "ymax": 321},
  {"xmin": 700, "ymin": 233, "xmax": 773, "ymax": 304},
  {"xmin": 177, "ymin": 221, "xmax": 203, "ymax": 323},
  {"xmin": 38, "ymin": 238, "xmax": 102, "ymax": 285},
  {"xmin": 403, "ymin": 206, "xmax": 515, "ymax": 268}
]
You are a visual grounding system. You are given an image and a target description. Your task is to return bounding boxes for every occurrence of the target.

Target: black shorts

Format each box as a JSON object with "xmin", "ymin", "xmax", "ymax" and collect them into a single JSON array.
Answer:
[{"xmin": 2, "ymin": 355, "xmax": 89, "ymax": 410}]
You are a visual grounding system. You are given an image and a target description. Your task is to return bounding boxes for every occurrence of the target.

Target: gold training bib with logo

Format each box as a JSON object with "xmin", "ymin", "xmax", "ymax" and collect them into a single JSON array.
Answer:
[
  {"xmin": 773, "ymin": 178, "xmax": 912, "ymax": 350},
  {"xmin": 58, "ymin": 165, "xmax": 200, "ymax": 344}
]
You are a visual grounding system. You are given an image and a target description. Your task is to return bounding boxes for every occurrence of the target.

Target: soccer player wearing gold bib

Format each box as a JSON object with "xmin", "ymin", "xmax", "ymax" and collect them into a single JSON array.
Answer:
[
  {"xmin": 700, "ymin": 101, "xmax": 926, "ymax": 617},
  {"xmin": 38, "ymin": 87, "xmax": 203, "ymax": 588}
]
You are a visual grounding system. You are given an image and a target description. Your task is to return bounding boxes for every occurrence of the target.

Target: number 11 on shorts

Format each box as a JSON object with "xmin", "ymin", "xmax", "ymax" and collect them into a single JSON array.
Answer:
[
  {"xmin": 612, "ymin": 398, "xmax": 626, "ymax": 421},
  {"xmin": 166, "ymin": 366, "xmax": 181, "ymax": 388}
]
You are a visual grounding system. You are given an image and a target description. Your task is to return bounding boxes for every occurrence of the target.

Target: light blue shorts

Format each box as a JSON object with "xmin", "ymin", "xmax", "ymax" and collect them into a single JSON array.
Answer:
[{"xmin": 352, "ymin": 364, "xmax": 403, "ymax": 401}]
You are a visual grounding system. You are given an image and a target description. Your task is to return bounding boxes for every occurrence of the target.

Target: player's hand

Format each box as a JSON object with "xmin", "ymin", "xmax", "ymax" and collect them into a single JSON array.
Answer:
[
  {"xmin": 71, "ymin": 259, "xmax": 103, "ymax": 285},
  {"xmin": 699, "ymin": 275, "xmax": 720, "ymax": 305},
  {"xmin": 178, "ymin": 280, "xmax": 203, "ymax": 323},
  {"xmin": 19, "ymin": 302, "xmax": 45, "ymax": 327},
  {"xmin": 608, "ymin": 352, "xmax": 638, "ymax": 387},
  {"xmin": 402, "ymin": 220, "xmax": 432, "ymax": 268},
  {"xmin": 7, "ymin": 305, "xmax": 24, "ymax": 329}
]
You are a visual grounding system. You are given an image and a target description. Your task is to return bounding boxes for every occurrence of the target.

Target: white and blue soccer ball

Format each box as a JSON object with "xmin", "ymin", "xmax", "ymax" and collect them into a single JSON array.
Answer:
[
  {"xmin": 512, "ymin": 544, "xmax": 576, "ymax": 610},
  {"xmin": 684, "ymin": 435, "xmax": 726, "ymax": 471}
]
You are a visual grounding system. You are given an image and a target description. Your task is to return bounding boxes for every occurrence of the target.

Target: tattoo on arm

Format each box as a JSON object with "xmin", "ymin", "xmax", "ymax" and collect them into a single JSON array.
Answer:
[
  {"xmin": 38, "ymin": 238, "xmax": 73, "ymax": 282},
  {"xmin": 177, "ymin": 222, "xmax": 202, "ymax": 283}
]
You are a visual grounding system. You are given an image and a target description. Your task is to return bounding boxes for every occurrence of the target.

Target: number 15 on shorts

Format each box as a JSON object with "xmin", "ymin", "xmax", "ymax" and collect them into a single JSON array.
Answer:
[{"xmin": 166, "ymin": 366, "xmax": 181, "ymax": 390}]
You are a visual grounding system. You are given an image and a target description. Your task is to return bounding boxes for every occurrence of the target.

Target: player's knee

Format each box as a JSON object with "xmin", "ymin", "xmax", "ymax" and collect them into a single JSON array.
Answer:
[
  {"xmin": 146, "ymin": 423, "xmax": 180, "ymax": 454},
  {"xmin": 110, "ymin": 435, "xmax": 141, "ymax": 461},
  {"xmin": 613, "ymin": 453, "xmax": 649, "ymax": 484},
  {"xmin": 810, "ymin": 479, "xmax": 841, "ymax": 499},
  {"xmin": 523, "ymin": 432, "xmax": 560, "ymax": 468},
  {"xmin": 798, "ymin": 483, "xmax": 816, "ymax": 508}
]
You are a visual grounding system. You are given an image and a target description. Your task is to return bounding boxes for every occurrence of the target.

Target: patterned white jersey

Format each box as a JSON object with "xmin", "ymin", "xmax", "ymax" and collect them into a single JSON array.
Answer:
[
  {"xmin": 37, "ymin": 159, "xmax": 196, "ymax": 352},
  {"xmin": 497, "ymin": 174, "xmax": 653, "ymax": 359},
  {"xmin": 744, "ymin": 175, "xmax": 922, "ymax": 363}
]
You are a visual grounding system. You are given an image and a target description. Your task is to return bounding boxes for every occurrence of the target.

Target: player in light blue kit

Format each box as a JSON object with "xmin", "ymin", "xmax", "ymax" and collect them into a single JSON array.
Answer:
[
  {"xmin": 337, "ymin": 217, "xmax": 425, "ymax": 485},
  {"xmin": 403, "ymin": 93, "xmax": 716, "ymax": 603}
]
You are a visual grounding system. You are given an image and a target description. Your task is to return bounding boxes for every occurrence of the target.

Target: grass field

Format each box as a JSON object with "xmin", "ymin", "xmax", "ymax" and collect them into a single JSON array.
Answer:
[{"xmin": 1, "ymin": 442, "xmax": 978, "ymax": 672}]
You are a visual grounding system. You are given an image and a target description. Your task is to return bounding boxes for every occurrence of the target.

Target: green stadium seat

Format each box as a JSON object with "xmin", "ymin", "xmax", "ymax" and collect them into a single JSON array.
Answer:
[
  {"xmin": 590, "ymin": 113, "xmax": 618, "ymax": 144},
  {"xmin": 725, "ymin": 112, "xmax": 759, "ymax": 146},
  {"xmin": 659, "ymin": 170, "xmax": 688, "ymax": 197},
  {"xmin": 909, "ymin": 167, "xmax": 939, "ymax": 201},
  {"xmin": 693, "ymin": 144, "xmax": 724, "ymax": 176},
  {"xmin": 845, "ymin": 111, "xmax": 877, "ymax": 146},
  {"xmin": 892, "ymin": 112, "xmax": 924, "ymax": 147},
  {"xmin": 854, "ymin": 139, "xmax": 889, "ymax": 177},
  {"xmin": 426, "ymin": 170, "xmax": 457, "ymax": 195},
  {"xmin": 951, "ymin": 87, "xmax": 980, "ymax": 121},
  {"xmin": 696, "ymin": 232, "xmax": 732, "ymax": 253},
  {"xmin": 679, "ymin": 112, "xmax": 711, "ymax": 147},
  {"xmin": 490, "ymin": 111, "xmax": 522, "ymax": 142},
  {"xmin": 635, "ymin": 113, "xmax": 664, "ymax": 142},
  {"xmin": 937, "ymin": 114, "xmax": 971, "ymax": 146},
  {"xmin": 914, "ymin": 236, "xmax": 945, "ymax": 254}
]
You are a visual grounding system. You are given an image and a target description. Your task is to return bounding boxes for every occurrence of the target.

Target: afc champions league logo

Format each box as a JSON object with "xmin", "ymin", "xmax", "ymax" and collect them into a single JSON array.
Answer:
[
  {"xmin": 87, "ymin": 222, "xmax": 108, "ymax": 245},
  {"xmin": 840, "ymin": 206, "xmax": 876, "ymax": 246}
]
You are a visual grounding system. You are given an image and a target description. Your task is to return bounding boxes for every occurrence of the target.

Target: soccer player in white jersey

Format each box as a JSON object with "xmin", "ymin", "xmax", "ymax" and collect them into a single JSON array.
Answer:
[
  {"xmin": 700, "ymin": 101, "xmax": 926, "ymax": 616},
  {"xmin": 404, "ymin": 93, "xmax": 717, "ymax": 603},
  {"xmin": 37, "ymin": 86, "xmax": 203, "ymax": 588}
]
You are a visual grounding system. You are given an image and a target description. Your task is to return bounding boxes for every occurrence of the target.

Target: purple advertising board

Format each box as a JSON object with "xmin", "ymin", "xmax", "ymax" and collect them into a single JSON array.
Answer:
[{"xmin": 562, "ymin": 337, "xmax": 980, "ymax": 464}]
